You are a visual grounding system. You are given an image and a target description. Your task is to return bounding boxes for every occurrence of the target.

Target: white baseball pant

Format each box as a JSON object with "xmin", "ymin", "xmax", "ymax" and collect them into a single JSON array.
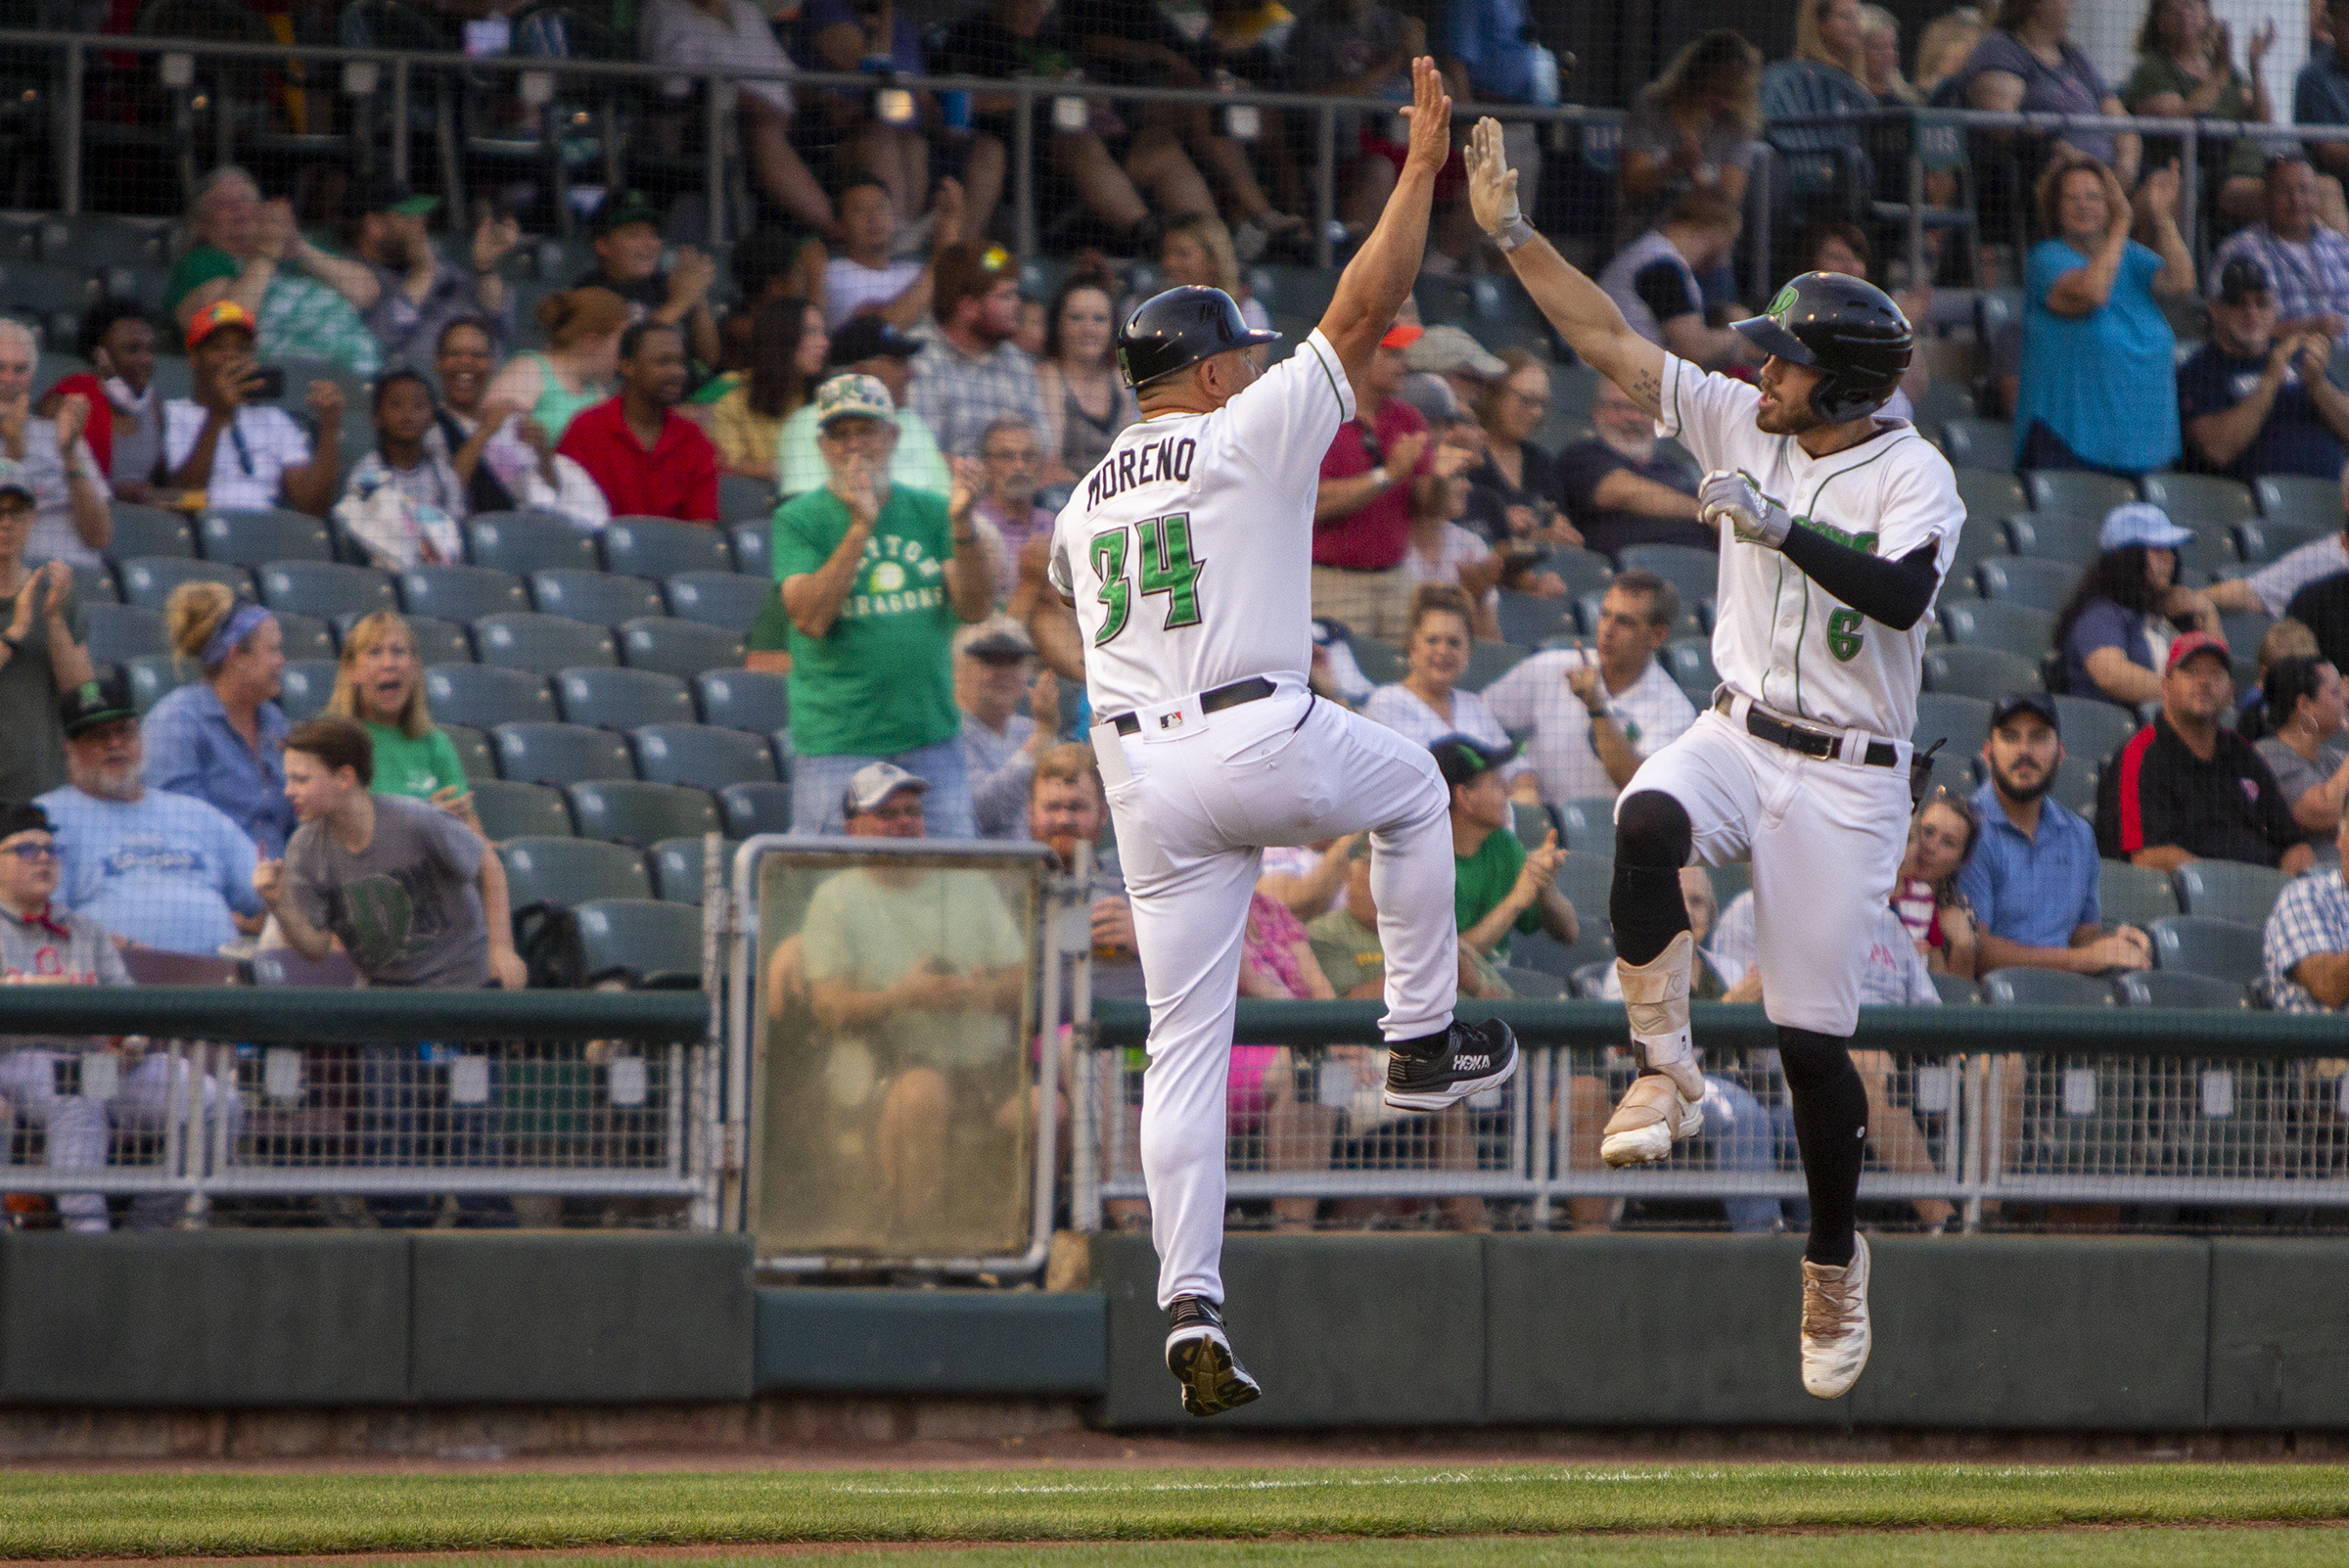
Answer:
[
  {"xmin": 1621, "ymin": 703, "xmax": 1912, "ymax": 1038},
  {"xmin": 1094, "ymin": 677, "xmax": 1457, "ymax": 1310}
]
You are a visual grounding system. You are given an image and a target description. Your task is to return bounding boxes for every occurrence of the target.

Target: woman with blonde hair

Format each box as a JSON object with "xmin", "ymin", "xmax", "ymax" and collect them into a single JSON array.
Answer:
[
  {"xmin": 1620, "ymin": 29, "xmax": 1763, "ymax": 237},
  {"xmin": 326, "ymin": 610, "xmax": 477, "ymax": 825},
  {"xmin": 1859, "ymin": 6, "xmax": 1920, "ymax": 103},
  {"xmin": 1914, "ymin": 6, "xmax": 1987, "ymax": 97},
  {"xmin": 141, "ymin": 580, "xmax": 294, "ymax": 856}
]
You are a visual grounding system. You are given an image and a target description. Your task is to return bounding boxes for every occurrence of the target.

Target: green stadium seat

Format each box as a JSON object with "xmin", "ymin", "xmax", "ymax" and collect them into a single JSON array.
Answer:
[
  {"xmin": 1663, "ymin": 637, "xmax": 1718, "ymax": 695},
  {"xmin": 1496, "ymin": 590, "xmax": 1575, "ymax": 648},
  {"xmin": 118, "ymin": 556, "xmax": 253, "ymax": 612},
  {"xmin": 2025, "ymin": 469, "xmax": 2138, "ymax": 518},
  {"xmin": 2234, "ymin": 517, "xmax": 2328, "ymax": 567},
  {"xmin": 1350, "ymin": 635, "xmax": 1405, "ymax": 686},
  {"xmin": 650, "ymin": 834, "xmax": 740, "ymax": 904},
  {"xmin": 198, "ymin": 508, "xmax": 331, "ymax": 567},
  {"xmin": 124, "ymin": 653, "xmax": 188, "ymax": 714},
  {"xmin": 399, "ymin": 564, "xmax": 529, "ymax": 623},
  {"xmin": 2149, "ymin": 915, "xmax": 2264, "ymax": 984},
  {"xmin": 716, "ymin": 780, "xmax": 794, "ymax": 838},
  {"xmin": 2004, "ymin": 513, "xmax": 2102, "ymax": 563},
  {"xmin": 467, "ymin": 511, "xmax": 598, "ymax": 576},
  {"xmin": 1512, "ymin": 921, "xmax": 1614, "ymax": 982},
  {"xmin": 1930, "ymin": 972, "xmax": 1982, "ymax": 1005},
  {"xmin": 425, "ymin": 664, "xmax": 555, "ymax": 729},
  {"xmin": 492, "ymin": 721, "xmax": 636, "ymax": 786},
  {"xmin": 665, "ymin": 571, "xmax": 771, "ymax": 633},
  {"xmin": 601, "ymin": 516, "xmax": 732, "ymax": 580},
  {"xmin": 1923, "ymin": 645, "xmax": 2042, "ymax": 700},
  {"xmin": 106, "ymin": 503, "xmax": 194, "ymax": 561},
  {"xmin": 718, "ymin": 474, "xmax": 777, "ymax": 524},
  {"xmin": 259, "ymin": 560, "xmax": 397, "ymax": 623},
  {"xmin": 565, "ymin": 779, "xmax": 721, "ymax": 847},
  {"xmin": 1973, "ymin": 555, "xmax": 2075, "ymax": 613},
  {"xmin": 1954, "ymin": 467, "xmax": 2027, "ymax": 527},
  {"xmin": 1495, "ymin": 965, "xmax": 1568, "ymax": 999},
  {"xmin": 1544, "ymin": 546, "xmax": 1615, "ymax": 598},
  {"xmin": 83, "ymin": 603, "xmax": 166, "ymax": 665},
  {"xmin": 727, "ymin": 521, "xmax": 770, "ymax": 579},
  {"xmin": 1938, "ymin": 599, "xmax": 2054, "ymax": 655},
  {"xmin": 2048, "ymin": 754, "xmax": 2098, "ymax": 813},
  {"xmin": 575, "ymin": 898, "xmax": 703, "ymax": 986},
  {"xmin": 276, "ymin": 612, "xmax": 338, "ymax": 662},
  {"xmin": 1614, "ymin": 543, "xmax": 1718, "ymax": 607},
  {"xmin": 631, "ymin": 722, "xmax": 778, "ymax": 789},
  {"xmin": 1511, "ymin": 800, "xmax": 1555, "ymax": 850},
  {"xmin": 497, "ymin": 835, "xmax": 652, "ymax": 910},
  {"xmin": 2052, "ymin": 696, "xmax": 2142, "ymax": 769},
  {"xmin": 1556, "ymin": 796, "xmax": 1615, "ymax": 856},
  {"xmin": 1939, "ymin": 417, "xmax": 2012, "ymax": 468},
  {"xmin": 2172, "ymin": 860, "xmax": 2290, "ymax": 926},
  {"xmin": 2114, "ymin": 970, "xmax": 2245, "ymax": 1008},
  {"xmin": 529, "ymin": 568, "xmax": 664, "ymax": 627},
  {"xmin": 440, "ymin": 722, "xmax": 499, "ymax": 783},
  {"xmin": 2254, "ymin": 474, "xmax": 2339, "ymax": 532},
  {"xmin": 1980, "ymin": 967, "xmax": 2113, "ymax": 1006},
  {"xmin": 2218, "ymin": 613, "xmax": 2273, "ymax": 681},
  {"xmin": 555, "ymin": 666, "xmax": 695, "ymax": 730},
  {"xmin": 2138, "ymin": 473, "xmax": 2257, "ymax": 533},
  {"xmin": 1946, "ymin": 515, "xmax": 2011, "ymax": 576},
  {"xmin": 468, "ymin": 778, "xmax": 574, "ymax": 840},
  {"xmin": 2098, "ymin": 858, "xmax": 2179, "ymax": 928},
  {"xmin": 474, "ymin": 611, "xmax": 619, "ymax": 673},
  {"xmin": 1707, "ymin": 860, "xmax": 1750, "ymax": 911},
  {"xmin": 695, "ymin": 668, "xmax": 789, "ymax": 734},
  {"xmin": 275, "ymin": 659, "xmax": 338, "ymax": 720},
  {"xmin": 620, "ymin": 615, "xmax": 745, "ymax": 679},
  {"xmin": 1555, "ymin": 850, "xmax": 1613, "ymax": 941},
  {"xmin": 1460, "ymin": 640, "xmax": 1527, "ymax": 693},
  {"xmin": 1912, "ymin": 693, "xmax": 1994, "ymax": 760},
  {"xmin": 75, "ymin": 565, "xmax": 121, "ymax": 604},
  {"xmin": 345, "ymin": 610, "xmax": 470, "ymax": 665}
]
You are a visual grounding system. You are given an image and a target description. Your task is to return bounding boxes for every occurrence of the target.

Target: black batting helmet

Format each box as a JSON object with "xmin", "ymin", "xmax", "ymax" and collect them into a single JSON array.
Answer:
[
  {"xmin": 1117, "ymin": 286, "xmax": 1280, "ymax": 391},
  {"xmin": 1730, "ymin": 271, "xmax": 1912, "ymax": 424}
]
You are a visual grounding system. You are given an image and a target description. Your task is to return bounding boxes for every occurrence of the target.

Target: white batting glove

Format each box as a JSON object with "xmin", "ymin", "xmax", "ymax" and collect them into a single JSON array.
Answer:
[
  {"xmin": 1698, "ymin": 470, "xmax": 1792, "ymax": 551},
  {"xmin": 1467, "ymin": 117, "xmax": 1535, "ymax": 251}
]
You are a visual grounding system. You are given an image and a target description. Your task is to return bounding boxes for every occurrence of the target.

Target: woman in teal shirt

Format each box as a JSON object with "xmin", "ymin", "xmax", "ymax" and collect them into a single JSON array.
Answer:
[
  {"xmin": 2014, "ymin": 157, "xmax": 2196, "ymax": 476},
  {"xmin": 325, "ymin": 610, "xmax": 479, "ymax": 830}
]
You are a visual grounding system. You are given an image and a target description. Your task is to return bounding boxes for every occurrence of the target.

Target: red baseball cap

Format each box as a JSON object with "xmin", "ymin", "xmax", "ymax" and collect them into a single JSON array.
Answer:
[
  {"xmin": 1380, "ymin": 321, "xmax": 1424, "ymax": 350},
  {"xmin": 2166, "ymin": 629, "xmax": 2232, "ymax": 673},
  {"xmin": 186, "ymin": 300, "xmax": 257, "ymax": 351}
]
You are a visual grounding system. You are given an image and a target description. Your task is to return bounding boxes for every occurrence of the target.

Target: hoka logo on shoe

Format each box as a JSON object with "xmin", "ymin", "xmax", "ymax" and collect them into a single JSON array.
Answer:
[{"xmin": 1456, "ymin": 1054, "xmax": 1491, "ymax": 1071}]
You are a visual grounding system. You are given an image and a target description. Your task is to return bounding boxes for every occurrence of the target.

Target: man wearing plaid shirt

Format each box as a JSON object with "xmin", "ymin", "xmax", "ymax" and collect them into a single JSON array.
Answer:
[
  {"xmin": 907, "ymin": 243, "xmax": 1048, "ymax": 460},
  {"xmin": 2264, "ymin": 813, "xmax": 2349, "ymax": 1011},
  {"xmin": 2207, "ymin": 156, "xmax": 2349, "ymax": 345}
]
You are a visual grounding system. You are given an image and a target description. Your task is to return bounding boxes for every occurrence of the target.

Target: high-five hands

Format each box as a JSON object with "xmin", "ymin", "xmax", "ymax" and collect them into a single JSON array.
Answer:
[
  {"xmin": 1400, "ymin": 56, "xmax": 1451, "ymax": 179},
  {"xmin": 1468, "ymin": 118, "xmax": 1530, "ymax": 249},
  {"xmin": 1699, "ymin": 470, "xmax": 1793, "ymax": 550}
]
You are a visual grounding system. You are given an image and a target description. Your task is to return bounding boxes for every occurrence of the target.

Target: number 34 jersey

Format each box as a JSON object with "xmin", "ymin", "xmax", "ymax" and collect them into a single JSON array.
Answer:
[
  {"xmin": 1655, "ymin": 352, "xmax": 1965, "ymax": 742},
  {"xmin": 1050, "ymin": 329, "xmax": 1355, "ymax": 717}
]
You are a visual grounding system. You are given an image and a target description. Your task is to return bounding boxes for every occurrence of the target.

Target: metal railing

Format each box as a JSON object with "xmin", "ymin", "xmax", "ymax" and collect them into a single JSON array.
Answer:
[{"xmin": 1076, "ymin": 999, "xmax": 2349, "ymax": 1229}]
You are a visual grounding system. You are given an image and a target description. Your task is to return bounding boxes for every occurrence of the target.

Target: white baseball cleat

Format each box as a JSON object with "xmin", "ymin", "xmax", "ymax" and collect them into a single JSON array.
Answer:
[
  {"xmin": 1599, "ymin": 1070, "xmax": 1706, "ymax": 1166},
  {"xmin": 1800, "ymin": 1232, "xmax": 1872, "ymax": 1400}
]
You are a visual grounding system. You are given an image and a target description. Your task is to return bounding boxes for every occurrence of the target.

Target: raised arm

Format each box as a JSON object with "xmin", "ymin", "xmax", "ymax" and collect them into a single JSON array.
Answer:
[
  {"xmin": 1466, "ymin": 117, "xmax": 1668, "ymax": 417},
  {"xmin": 1318, "ymin": 56, "xmax": 1451, "ymax": 392}
]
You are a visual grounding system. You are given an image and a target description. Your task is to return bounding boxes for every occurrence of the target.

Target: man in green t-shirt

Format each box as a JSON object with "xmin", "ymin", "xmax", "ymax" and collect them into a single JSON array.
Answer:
[
  {"xmin": 1431, "ymin": 735, "xmax": 1579, "ymax": 968},
  {"xmin": 772, "ymin": 374, "xmax": 995, "ymax": 837}
]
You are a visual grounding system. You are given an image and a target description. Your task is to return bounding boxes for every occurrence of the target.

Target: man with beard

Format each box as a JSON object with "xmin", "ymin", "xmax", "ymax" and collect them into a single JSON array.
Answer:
[
  {"xmin": 34, "ymin": 671, "xmax": 266, "ymax": 956},
  {"xmin": 1956, "ymin": 691, "xmax": 2151, "ymax": 977},
  {"xmin": 908, "ymin": 243, "xmax": 1049, "ymax": 460}
]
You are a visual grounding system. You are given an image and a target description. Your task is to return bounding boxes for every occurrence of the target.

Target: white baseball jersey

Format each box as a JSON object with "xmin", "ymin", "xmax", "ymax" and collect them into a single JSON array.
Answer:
[
  {"xmin": 1654, "ymin": 352, "xmax": 1965, "ymax": 739},
  {"xmin": 1050, "ymin": 330, "xmax": 1353, "ymax": 717}
]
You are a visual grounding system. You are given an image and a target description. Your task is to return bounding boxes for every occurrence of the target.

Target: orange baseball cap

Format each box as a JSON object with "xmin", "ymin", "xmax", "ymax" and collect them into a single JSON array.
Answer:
[
  {"xmin": 186, "ymin": 300, "xmax": 257, "ymax": 350},
  {"xmin": 1380, "ymin": 321, "xmax": 1424, "ymax": 350}
]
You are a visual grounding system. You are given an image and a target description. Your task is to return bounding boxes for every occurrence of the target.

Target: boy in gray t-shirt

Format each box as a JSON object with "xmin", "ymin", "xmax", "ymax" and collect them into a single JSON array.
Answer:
[{"xmin": 257, "ymin": 717, "xmax": 526, "ymax": 990}]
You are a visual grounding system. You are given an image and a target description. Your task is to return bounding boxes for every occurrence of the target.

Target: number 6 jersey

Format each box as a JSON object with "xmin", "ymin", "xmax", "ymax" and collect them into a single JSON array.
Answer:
[
  {"xmin": 1655, "ymin": 352, "xmax": 1966, "ymax": 741},
  {"xmin": 1050, "ymin": 329, "xmax": 1355, "ymax": 717}
]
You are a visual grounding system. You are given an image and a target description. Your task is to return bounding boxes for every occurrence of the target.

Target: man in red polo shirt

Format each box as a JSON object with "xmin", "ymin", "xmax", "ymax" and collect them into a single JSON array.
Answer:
[
  {"xmin": 556, "ymin": 320, "xmax": 720, "ymax": 523},
  {"xmin": 1312, "ymin": 320, "xmax": 1438, "ymax": 640}
]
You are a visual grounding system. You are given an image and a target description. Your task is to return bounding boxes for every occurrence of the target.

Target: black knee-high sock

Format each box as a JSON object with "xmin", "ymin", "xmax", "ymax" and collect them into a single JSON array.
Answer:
[
  {"xmin": 1776, "ymin": 1025, "xmax": 1867, "ymax": 1268},
  {"xmin": 1610, "ymin": 790, "xmax": 1693, "ymax": 967}
]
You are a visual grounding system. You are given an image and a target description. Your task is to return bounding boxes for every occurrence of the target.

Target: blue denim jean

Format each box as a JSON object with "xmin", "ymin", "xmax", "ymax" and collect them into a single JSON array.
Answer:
[{"xmin": 1703, "ymin": 1074, "xmax": 1809, "ymax": 1234}]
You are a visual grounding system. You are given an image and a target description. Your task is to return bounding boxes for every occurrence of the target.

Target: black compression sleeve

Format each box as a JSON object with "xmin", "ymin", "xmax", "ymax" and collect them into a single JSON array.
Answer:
[{"xmin": 1778, "ymin": 530, "xmax": 1943, "ymax": 631}]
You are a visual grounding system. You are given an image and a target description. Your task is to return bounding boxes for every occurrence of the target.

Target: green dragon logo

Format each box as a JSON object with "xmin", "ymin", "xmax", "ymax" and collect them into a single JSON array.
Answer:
[{"xmin": 1767, "ymin": 285, "xmax": 1799, "ymax": 319}]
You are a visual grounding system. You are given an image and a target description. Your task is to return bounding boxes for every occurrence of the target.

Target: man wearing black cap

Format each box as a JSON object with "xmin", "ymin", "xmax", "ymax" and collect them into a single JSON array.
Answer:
[
  {"xmin": 1432, "ymin": 734, "xmax": 1577, "ymax": 968},
  {"xmin": 777, "ymin": 314, "xmax": 950, "ymax": 498},
  {"xmin": 1958, "ymin": 691, "xmax": 2151, "ymax": 977},
  {"xmin": 2177, "ymin": 256, "xmax": 2349, "ymax": 484},
  {"xmin": 576, "ymin": 190, "xmax": 720, "ymax": 368},
  {"xmin": 348, "ymin": 174, "xmax": 518, "ymax": 370}
]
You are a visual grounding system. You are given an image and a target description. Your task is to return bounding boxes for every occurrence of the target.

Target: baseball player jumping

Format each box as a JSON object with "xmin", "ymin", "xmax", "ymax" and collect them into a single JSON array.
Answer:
[
  {"xmin": 1048, "ymin": 60, "xmax": 1517, "ymax": 1419},
  {"xmin": 1465, "ymin": 119, "xmax": 1962, "ymax": 1399}
]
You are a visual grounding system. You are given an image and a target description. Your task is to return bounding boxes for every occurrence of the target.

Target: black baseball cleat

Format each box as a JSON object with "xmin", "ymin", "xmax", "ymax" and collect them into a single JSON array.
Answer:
[
  {"xmin": 1382, "ymin": 1017, "xmax": 1519, "ymax": 1112},
  {"xmin": 1165, "ymin": 1296, "xmax": 1262, "ymax": 1417}
]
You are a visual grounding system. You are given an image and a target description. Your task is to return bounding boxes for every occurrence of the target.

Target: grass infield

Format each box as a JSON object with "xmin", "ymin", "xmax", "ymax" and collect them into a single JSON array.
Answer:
[{"xmin": 1, "ymin": 1464, "xmax": 2345, "ymax": 1560}]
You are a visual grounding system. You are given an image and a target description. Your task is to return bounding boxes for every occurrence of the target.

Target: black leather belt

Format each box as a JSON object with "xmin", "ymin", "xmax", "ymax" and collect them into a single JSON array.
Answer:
[
  {"xmin": 1109, "ymin": 676, "xmax": 1278, "ymax": 736},
  {"xmin": 1717, "ymin": 693, "xmax": 1899, "ymax": 768}
]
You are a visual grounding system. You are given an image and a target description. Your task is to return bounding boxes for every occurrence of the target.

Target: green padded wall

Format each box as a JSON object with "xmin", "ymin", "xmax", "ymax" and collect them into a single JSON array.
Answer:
[
  {"xmin": 2207, "ymin": 1240, "xmax": 2349, "ymax": 1427},
  {"xmin": 1095, "ymin": 1231, "xmax": 1486, "ymax": 1428},
  {"xmin": 409, "ymin": 1234, "xmax": 754, "ymax": 1403},
  {"xmin": 0, "ymin": 1232, "xmax": 408, "ymax": 1406},
  {"xmin": 1485, "ymin": 1235, "xmax": 1836, "ymax": 1426},
  {"xmin": 1845, "ymin": 1237, "xmax": 2208, "ymax": 1429},
  {"xmin": 755, "ymin": 1287, "xmax": 1105, "ymax": 1394}
]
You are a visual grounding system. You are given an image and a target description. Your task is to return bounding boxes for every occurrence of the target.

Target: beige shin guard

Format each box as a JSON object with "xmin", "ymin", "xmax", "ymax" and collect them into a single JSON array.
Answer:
[{"xmin": 1600, "ymin": 932, "xmax": 1707, "ymax": 1166}]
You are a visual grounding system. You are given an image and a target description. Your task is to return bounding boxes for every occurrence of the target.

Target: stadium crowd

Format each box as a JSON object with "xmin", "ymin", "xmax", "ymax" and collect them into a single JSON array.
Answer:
[{"xmin": 17, "ymin": 0, "xmax": 2349, "ymax": 1234}]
